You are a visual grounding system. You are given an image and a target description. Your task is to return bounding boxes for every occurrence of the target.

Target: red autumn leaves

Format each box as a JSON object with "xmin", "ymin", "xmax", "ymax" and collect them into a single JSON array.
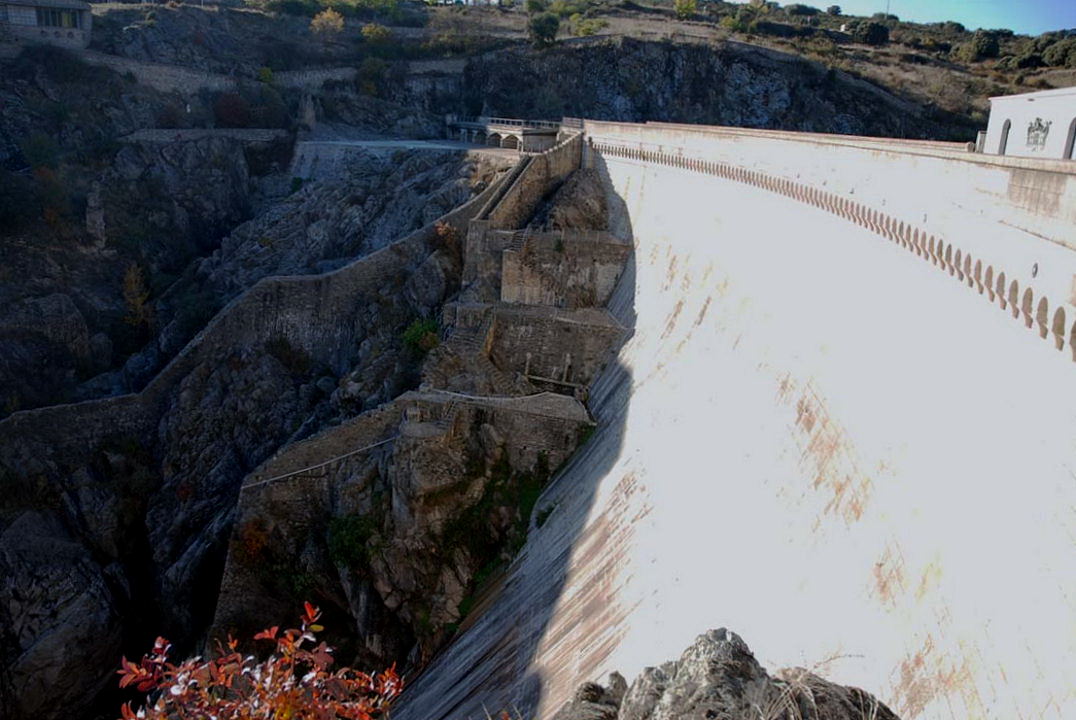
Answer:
[{"xmin": 116, "ymin": 602, "xmax": 403, "ymax": 720}]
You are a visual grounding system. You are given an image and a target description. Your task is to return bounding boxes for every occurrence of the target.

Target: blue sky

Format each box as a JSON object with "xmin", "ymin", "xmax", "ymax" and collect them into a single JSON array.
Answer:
[{"xmin": 738, "ymin": 0, "xmax": 1076, "ymax": 35}]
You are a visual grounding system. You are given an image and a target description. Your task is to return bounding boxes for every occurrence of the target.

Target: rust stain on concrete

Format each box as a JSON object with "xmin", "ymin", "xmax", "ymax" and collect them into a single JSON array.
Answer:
[
  {"xmin": 694, "ymin": 297, "xmax": 712, "ymax": 327},
  {"xmin": 782, "ymin": 382, "xmax": 873, "ymax": 527},
  {"xmin": 915, "ymin": 559, "xmax": 943, "ymax": 601},
  {"xmin": 871, "ymin": 543, "xmax": 907, "ymax": 606},
  {"xmin": 663, "ymin": 254, "xmax": 679, "ymax": 291},
  {"xmin": 661, "ymin": 299, "xmax": 684, "ymax": 339},
  {"xmin": 892, "ymin": 635, "xmax": 977, "ymax": 719}
]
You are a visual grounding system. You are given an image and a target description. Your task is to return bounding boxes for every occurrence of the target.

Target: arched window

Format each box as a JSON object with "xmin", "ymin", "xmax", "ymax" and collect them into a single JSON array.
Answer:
[
  {"xmin": 999, "ymin": 119, "xmax": 1012, "ymax": 155},
  {"xmin": 1064, "ymin": 118, "xmax": 1076, "ymax": 160}
]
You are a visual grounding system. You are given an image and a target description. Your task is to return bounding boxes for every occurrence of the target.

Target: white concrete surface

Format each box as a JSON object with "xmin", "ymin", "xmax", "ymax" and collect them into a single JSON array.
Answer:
[
  {"xmin": 986, "ymin": 86, "xmax": 1076, "ymax": 160},
  {"xmin": 394, "ymin": 123, "xmax": 1076, "ymax": 720}
]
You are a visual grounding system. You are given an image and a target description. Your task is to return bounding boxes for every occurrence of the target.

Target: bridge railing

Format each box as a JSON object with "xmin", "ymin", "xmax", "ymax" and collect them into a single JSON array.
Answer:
[{"xmin": 453, "ymin": 116, "xmax": 562, "ymax": 130}]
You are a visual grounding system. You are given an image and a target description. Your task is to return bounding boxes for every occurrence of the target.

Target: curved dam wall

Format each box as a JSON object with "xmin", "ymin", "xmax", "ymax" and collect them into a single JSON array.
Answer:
[{"xmin": 395, "ymin": 122, "xmax": 1076, "ymax": 720}]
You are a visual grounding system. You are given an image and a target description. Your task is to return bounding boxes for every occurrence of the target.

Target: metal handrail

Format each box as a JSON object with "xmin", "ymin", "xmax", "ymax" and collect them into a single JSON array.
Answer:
[
  {"xmin": 242, "ymin": 436, "xmax": 397, "ymax": 491},
  {"xmin": 452, "ymin": 116, "xmax": 562, "ymax": 130}
]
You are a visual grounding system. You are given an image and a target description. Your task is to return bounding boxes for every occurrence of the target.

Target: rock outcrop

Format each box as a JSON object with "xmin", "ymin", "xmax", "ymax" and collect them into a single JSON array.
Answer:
[
  {"xmin": 460, "ymin": 37, "xmax": 976, "ymax": 141},
  {"xmin": 212, "ymin": 152, "xmax": 627, "ymax": 681},
  {"xmin": 554, "ymin": 630, "xmax": 900, "ymax": 720},
  {"xmin": 0, "ymin": 154, "xmax": 514, "ymax": 720}
]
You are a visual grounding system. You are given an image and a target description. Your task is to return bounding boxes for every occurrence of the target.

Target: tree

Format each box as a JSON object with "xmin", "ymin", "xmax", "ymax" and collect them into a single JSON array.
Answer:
[
  {"xmin": 1042, "ymin": 36, "xmax": 1076, "ymax": 68},
  {"xmin": 826, "ymin": 5, "xmax": 840, "ymax": 15},
  {"xmin": 310, "ymin": 7, "xmax": 344, "ymax": 37},
  {"xmin": 529, "ymin": 11, "xmax": 560, "ymax": 47},
  {"xmin": 955, "ymin": 30, "xmax": 1000, "ymax": 62},
  {"xmin": 116, "ymin": 603, "xmax": 403, "ymax": 720},
  {"xmin": 358, "ymin": 56, "xmax": 388, "ymax": 95},
  {"xmin": 525, "ymin": 0, "xmax": 546, "ymax": 12},
  {"xmin": 785, "ymin": 3, "xmax": 819, "ymax": 16},
  {"xmin": 673, "ymin": 0, "xmax": 696, "ymax": 19},
  {"xmin": 361, "ymin": 22, "xmax": 391, "ymax": 44},
  {"xmin": 851, "ymin": 20, "xmax": 889, "ymax": 45}
]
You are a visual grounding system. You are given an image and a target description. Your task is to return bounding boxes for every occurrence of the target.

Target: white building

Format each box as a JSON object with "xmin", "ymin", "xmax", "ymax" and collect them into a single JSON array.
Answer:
[
  {"xmin": 0, "ymin": 0, "xmax": 92, "ymax": 49},
  {"xmin": 983, "ymin": 85, "xmax": 1076, "ymax": 160}
]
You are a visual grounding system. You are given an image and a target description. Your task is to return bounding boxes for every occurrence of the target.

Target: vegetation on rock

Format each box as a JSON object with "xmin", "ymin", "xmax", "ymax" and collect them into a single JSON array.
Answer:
[
  {"xmin": 402, "ymin": 318, "xmax": 440, "ymax": 356},
  {"xmin": 311, "ymin": 7, "xmax": 346, "ymax": 37},
  {"xmin": 116, "ymin": 603, "xmax": 403, "ymax": 720},
  {"xmin": 529, "ymin": 12, "xmax": 561, "ymax": 48}
]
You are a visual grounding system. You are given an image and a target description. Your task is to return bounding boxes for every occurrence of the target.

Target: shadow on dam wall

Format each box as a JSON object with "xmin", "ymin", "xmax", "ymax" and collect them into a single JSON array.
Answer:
[{"xmin": 393, "ymin": 152, "xmax": 638, "ymax": 720}]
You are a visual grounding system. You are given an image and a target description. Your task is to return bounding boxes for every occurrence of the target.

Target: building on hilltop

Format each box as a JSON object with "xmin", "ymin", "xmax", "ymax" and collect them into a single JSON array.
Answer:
[
  {"xmin": 982, "ymin": 86, "xmax": 1076, "ymax": 160},
  {"xmin": 0, "ymin": 0, "xmax": 92, "ymax": 49}
]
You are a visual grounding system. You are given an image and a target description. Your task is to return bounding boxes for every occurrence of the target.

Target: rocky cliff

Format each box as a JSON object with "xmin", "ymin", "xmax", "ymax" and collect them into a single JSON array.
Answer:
[
  {"xmin": 0, "ymin": 146, "xmax": 514, "ymax": 720},
  {"xmin": 553, "ymin": 629, "xmax": 900, "ymax": 720},
  {"xmin": 456, "ymin": 37, "xmax": 976, "ymax": 140}
]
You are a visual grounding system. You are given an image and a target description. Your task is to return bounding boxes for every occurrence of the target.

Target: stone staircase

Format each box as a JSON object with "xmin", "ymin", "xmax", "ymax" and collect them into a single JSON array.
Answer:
[{"xmin": 432, "ymin": 399, "xmax": 459, "ymax": 433}]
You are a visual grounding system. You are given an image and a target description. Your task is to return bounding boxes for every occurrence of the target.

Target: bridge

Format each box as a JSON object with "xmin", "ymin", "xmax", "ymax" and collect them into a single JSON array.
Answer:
[
  {"xmin": 393, "ymin": 120, "xmax": 1076, "ymax": 720},
  {"xmin": 445, "ymin": 115, "xmax": 562, "ymax": 152}
]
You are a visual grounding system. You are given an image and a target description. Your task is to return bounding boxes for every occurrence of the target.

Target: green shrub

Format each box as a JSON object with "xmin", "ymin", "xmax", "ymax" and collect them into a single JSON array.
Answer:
[
  {"xmin": 1004, "ymin": 51, "xmax": 1045, "ymax": 69},
  {"xmin": 328, "ymin": 514, "xmax": 379, "ymax": 567},
  {"xmin": 954, "ymin": 30, "xmax": 1000, "ymax": 62},
  {"xmin": 1043, "ymin": 37, "xmax": 1076, "ymax": 68},
  {"xmin": 525, "ymin": 0, "xmax": 546, "ymax": 12},
  {"xmin": 785, "ymin": 3, "xmax": 819, "ymax": 15},
  {"xmin": 673, "ymin": 0, "xmax": 696, "ymax": 20},
  {"xmin": 402, "ymin": 317, "xmax": 439, "ymax": 355},
  {"xmin": 850, "ymin": 20, "xmax": 889, "ymax": 45},
  {"xmin": 362, "ymin": 22, "xmax": 391, "ymax": 43},
  {"xmin": 569, "ymin": 15, "xmax": 606, "ymax": 36},
  {"xmin": 310, "ymin": 7, "xmax": 344, "ymax": 36},
  {"xmin": 290, "ymin": 176, "xmax": 304, "ymax": 193},
  {"xmin": 548, "ymin": 0, "xmax": 584, "ymax": 17},
  {"xmin": 357, "ymin": 56, "xmax": 388, "ymax": 95},
  {"xmin": 529, "ymin": 11, "xmax": 560, "ymax": 47},
  {"xmin": 257, "ymin": 66, "xmax": 275, "ymax": 83},
  {"xmin": 826, "ymin": 5, "xmax": 840, "ymax": 15}
]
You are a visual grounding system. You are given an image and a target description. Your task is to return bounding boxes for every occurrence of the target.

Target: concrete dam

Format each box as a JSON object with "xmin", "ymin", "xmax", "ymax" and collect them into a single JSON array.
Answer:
[{"xmin": 395, "ymin": 121, "xmax": 1076, "ymax": 720}]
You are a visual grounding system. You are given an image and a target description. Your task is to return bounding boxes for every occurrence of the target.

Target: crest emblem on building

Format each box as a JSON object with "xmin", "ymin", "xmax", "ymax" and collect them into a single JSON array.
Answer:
[{"xmin": 1026, "ymin": 117, "xmax": 1052, "ymax": 150}]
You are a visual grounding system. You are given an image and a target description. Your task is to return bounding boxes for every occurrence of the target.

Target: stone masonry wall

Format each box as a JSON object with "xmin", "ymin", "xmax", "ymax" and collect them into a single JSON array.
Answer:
[
  {"xmin": 487, "ymin": 134, "xmax": 582, "ymax": 230},
  {"xmin": 489, "ymin": 306, "xmax": 624, "ymax": 387},
  {"xmin": 80, "ymin": 49, "xmax": 238, "ymax": 94},
  {"xmin": 501, "ymin": 233, "xmax": 631, "ymax": 308}
]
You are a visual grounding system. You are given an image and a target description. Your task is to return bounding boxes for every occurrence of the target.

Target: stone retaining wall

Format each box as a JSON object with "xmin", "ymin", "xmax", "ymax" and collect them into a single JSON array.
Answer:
[
  {"xmin": 487, "ymin": 134, "xmax": 582, "ymax": 230},
  {"xmin": 489, "ymin": 306, "xmax": 624, "ymax": 387},
  {"xmin": 501, "ymin": 231, "xmax": 632, "ymax": 309},
  {"xmin": 80, "ymin": 49, "xmax": 238, "ymax": 93}
]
